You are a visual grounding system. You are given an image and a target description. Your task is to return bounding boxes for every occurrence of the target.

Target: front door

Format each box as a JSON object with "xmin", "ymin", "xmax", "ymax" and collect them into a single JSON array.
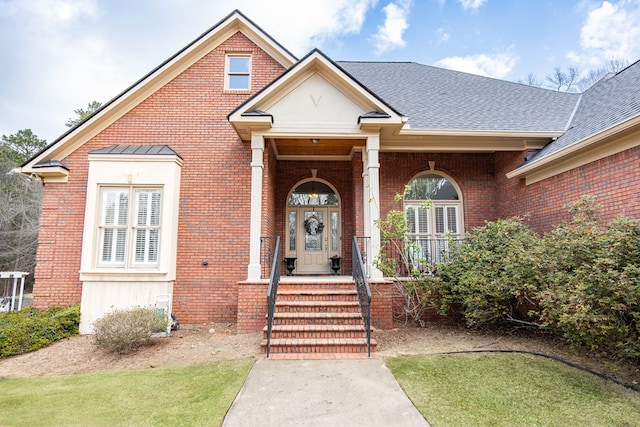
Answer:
[
  {"xmin": 285, "ymin": 180, "xmax": 341, "ymax": 275},
  {"xmin": 297, "ymin": 207, "xmax": 329, "ymax": 274}
]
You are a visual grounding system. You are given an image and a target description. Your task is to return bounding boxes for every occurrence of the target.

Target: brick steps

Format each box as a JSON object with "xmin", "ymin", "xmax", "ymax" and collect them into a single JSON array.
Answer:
[
  {"xmin": 261, "ymin": 337, "xmax": 376, "ymax": 354},
  {"xmin": 275, "ymin": 300, "xmax": 361, "ymax": 313},
  {"xmin": 264, "ymin": 324, "xmax": 371, "ymax": 339},
  {"xmin": 262, "ymin": 278, "xmax": 376, "ymax": 358},
  {"xmin": 272, "ymin": 312, "xmax": 364, "ymax": 325}
]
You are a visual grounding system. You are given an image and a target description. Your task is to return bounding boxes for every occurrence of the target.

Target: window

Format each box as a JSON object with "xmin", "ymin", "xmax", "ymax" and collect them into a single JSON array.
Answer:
[
  {"xmin": 99, "ymin": 187, "xmax": 162, "ymax": 267},
  {"xmin": 226, "ymin": 54, "xmax": 251, "ymax": 90},
  {"xmin": 404, "ymin": 174, "xmax": 462, "ymax": 264}
]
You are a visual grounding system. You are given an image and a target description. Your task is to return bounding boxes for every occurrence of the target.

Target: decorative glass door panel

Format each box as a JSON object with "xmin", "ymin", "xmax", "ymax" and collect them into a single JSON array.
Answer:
[{"xmin": 304, "ymin": 211, "xmax": 323, "ymax": 251}]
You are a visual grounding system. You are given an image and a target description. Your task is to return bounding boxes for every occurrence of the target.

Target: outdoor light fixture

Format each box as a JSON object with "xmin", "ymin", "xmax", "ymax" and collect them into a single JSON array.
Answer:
[{"xmin": 310, "ymin": 138, "xmax": 320, "ymax": 144}]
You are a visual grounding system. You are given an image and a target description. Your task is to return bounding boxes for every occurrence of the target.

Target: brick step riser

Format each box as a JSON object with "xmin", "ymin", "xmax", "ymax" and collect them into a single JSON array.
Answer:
[
  {"xmin": 278, "ymin": 283, "xmax": 356, "ymax": 291},
  {"xmin": 273, "ymin": 318, "xmax": 363, "ymax": 326},
  {"xmin": 277, "ymin": 295, "xmax": 358, "ymax": 302},
  {"xmin": 275, "ymin": 306, "xmax": 361, "ymax": 314},
  {"xmin": 265, "ymin": 331, "xmax": 368, "ymax": 339},
  {"xmin": 262, "ymin": 344, "xmax": 376, "ymax": 354}
]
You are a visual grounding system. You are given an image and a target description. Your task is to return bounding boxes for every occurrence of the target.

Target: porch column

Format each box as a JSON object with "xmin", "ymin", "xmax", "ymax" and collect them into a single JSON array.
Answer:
[
  {"xmin": 365, "ymin": 135, "xmax": 383, "ymax": 279},
  {"xmin": 247, "ymin": 133, "xmax": 264, "ymax": 280}
]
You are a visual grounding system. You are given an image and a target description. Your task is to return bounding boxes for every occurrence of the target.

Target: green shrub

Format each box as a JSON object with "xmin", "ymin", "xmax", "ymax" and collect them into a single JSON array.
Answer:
[
  {"xmin": 375, "ymin": 205, "xmax": 438, "ymax": 326},
  {"xmin": 0, "ymin": 304, "xmax": 80, "ymax": 358},
  {"xmin": 436, "ymin": 217, "xmax": 544, "ymax": 327},
  {"xmin": 93, "ymin": 307, "xmax": 168, "ymax": 354},
  {"xmin": 539, "ymin": 196, "xmax": 640, "ymax": 360}
]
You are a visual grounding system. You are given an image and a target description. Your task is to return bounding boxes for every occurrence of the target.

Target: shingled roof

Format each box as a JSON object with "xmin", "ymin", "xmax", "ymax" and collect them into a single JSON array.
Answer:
[
  {"xmin": 337, "ymin": 61, "xmax": 580, "ymax": 132},
  {"xmin": 524, "ymin": 59, "xmax": 640, "ymax": 165}
]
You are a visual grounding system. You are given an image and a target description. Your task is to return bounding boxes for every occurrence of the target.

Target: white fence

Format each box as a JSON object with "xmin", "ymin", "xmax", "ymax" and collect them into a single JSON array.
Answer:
[{"xmin": 0, "ymin": 272, "xmax": 29, "ymax": 312}]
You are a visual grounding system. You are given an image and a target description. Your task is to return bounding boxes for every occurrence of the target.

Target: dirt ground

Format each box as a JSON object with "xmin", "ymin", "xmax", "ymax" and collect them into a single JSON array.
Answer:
[{"xmin": 0, "ymin": 322, "xmax": 638, "ymax": 388}]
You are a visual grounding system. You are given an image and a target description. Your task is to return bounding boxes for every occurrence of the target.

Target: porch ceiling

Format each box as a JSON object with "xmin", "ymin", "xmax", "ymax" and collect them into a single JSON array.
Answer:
[{"xmin": 273, "ymin": 138, "xmax": 366, "ymax": 157}]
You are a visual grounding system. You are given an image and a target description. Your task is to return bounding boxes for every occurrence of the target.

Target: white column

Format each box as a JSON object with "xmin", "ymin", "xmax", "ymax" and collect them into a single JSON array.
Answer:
[
  {"xmin": 247, "ymin": 133, "xmax": 264, "ymax": 280},
  {"xmin": 365, "ymin": 135, "xmax": 383, "ymax": 279},
  {"xmin": 362, "ymin": 150, "xmax": 371, "ymax": 239}
]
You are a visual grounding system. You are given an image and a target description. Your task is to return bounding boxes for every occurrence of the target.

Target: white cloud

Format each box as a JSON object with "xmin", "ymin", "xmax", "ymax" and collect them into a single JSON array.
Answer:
[
  {"xmin": 0, "ymin": 0, "xmax": 380, "ymax": 141},
  {"xmin": 371, "ymin": 0, "xmax": 413, "ymax": 55},
  {"xmin": 458, "ymin": 0, "xmax": 487, "ymax": 12},
  {"xmin": 435, "ymin": 52, "xmax": 518, "ymax": 78},
  {"xmin": 436, "ymin": 28, "xmax": 450, "ymax": 43},
  {"xmin": 215, "ymin": 0, "xmax": 379, "ymax": 56},
  {"xmin": 15, "ymin": 0, "xmax": 99, "ymax": 22},
  {"xmin": 567, "ymin": 0, "xmax": 640, "ymax": 67}
]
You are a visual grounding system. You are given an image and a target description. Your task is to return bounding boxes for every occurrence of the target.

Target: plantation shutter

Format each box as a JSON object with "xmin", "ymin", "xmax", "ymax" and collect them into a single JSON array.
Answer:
[
  {"xmin": 134, "ymin": 190, "xmax": 161, "ymax": 263},
  {"xmin": 100, "ymin": 189, "xmax": 129, "ymax": 263}
]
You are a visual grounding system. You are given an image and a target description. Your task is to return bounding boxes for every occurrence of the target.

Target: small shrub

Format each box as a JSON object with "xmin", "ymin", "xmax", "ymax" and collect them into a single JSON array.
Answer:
[
  {"xmin": 93, "ymin": 307, "xmax": 168, "ymax": 354},
  {"xmin": 0, "ymin": 304, "xmax": 80, "ymax": 358}
]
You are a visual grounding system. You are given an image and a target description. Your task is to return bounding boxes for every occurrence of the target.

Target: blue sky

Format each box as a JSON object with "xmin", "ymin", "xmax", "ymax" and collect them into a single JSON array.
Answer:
[{"xmin": 1, "ymin": 0, "xmax": 639, "ymax": 143}]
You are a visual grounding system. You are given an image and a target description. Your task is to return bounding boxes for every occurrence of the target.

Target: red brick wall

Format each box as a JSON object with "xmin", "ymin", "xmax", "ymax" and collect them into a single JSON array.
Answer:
[
  {"xmin": 33, "ymin": 32, "xmax": 287, "ymax": 324},
  {"xmin": 378, "ymin": 152, "xmax": 498, "ymax": 231},
  {"xmin": 495, "ymin": 146, "xmax": 640, "ymax": 232},
  {"xmin": 237, "ymin": 281, "xmax": 268, "ymax": 333}
]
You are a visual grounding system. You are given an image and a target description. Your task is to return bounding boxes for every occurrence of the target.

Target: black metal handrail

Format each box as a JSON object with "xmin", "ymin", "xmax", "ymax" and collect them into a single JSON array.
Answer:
[
  {"xmin": 260, "ymin": 236, "xmax": 278, "ymax": 279},
  {"xmin": 265, "ymin": 236, "xmax": 281, "ymax": 358},
  {"xmin": 354, "ymin": 236, "xmax": 370, "ymax": 278},
  {"xmin": 352, "ymin": 236, "xmax": 372, "ymax": 357}
]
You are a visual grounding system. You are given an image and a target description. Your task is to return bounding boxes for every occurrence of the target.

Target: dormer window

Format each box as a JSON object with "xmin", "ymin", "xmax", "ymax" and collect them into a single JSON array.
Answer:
[{"xmin": 226, "ymin": 54, "xmax": 251, "ymax": 90}]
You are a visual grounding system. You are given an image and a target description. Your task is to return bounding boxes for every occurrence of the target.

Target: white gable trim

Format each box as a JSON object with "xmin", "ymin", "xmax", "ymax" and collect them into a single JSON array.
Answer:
[
  {"xmin": 229, "ymin": 50, "xmax": 405, "ymax": 141},
  {"xmin": 19, "ymin": 10, "xmax": 296, "ymax": 178}
]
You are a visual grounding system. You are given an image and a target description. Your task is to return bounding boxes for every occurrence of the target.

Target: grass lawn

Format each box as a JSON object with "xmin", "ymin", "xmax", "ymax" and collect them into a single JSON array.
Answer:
[
  {"xmin": 0, "ymin": 358, "xmax": 254, "ymax": 427},
  {"xmin": 386, "ymin": 352, "xmax": 640, "ymax": 427}
]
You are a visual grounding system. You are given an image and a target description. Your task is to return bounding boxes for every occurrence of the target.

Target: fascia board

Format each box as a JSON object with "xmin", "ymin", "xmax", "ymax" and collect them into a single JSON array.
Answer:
[{"xmin": 507, "ymin": 114, "xmax": 640, "ymax": 184}]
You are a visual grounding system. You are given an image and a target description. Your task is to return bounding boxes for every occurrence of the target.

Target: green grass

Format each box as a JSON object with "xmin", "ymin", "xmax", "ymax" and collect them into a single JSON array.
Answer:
[
  {"xmin": 386, "ymin": 353, "xmax": 640, "ymax": 427},
  {"xmin": 0, "ymin": 358, "xmax": 255, "ymax": 427}
]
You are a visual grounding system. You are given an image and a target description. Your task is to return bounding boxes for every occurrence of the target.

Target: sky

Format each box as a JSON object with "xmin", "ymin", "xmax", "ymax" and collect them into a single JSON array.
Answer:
[{"xmin": 1, "ymin": 0, "xmax": 640, "ymax": 143}]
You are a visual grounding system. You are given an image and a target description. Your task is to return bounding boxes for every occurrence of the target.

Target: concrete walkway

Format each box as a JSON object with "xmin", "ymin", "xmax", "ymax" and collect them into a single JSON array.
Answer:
[{"xmin": 222, "ymin": 358, "xmax": 430, "ymax": 427}]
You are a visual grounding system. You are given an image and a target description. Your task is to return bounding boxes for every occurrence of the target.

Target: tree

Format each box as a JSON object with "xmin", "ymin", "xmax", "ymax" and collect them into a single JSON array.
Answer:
[
  {"xmin": 65, "ymin": 100, "xmax": 103, "ymax": 128},
  {"xmin": 521, "ymin": 57, "xmax": 631, "ymax": 92},
  {"xmin": 577, "ymin": 57, "xmax": 630, "ymax": 91},
  {"xmin": 545, "ymin": 66, "xmax": 580, "ymax": 92},
  {"xmin": 518, "ymin": 72, "xmax": 542, "ymax": 87},
  {"xmin": 0, "ymin": 129, "xmax": 47, "ymax": 169},
  {"xmin": 0, "ymin": 130, "xmax": 46, "ymax": 282}
]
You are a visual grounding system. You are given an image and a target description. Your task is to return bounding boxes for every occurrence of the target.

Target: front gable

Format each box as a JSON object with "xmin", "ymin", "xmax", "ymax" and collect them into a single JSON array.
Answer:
[
  {"xmin": 268, "ymin": 73, "xmax": 367, "ymax": 131},
  {"xmin": 229, "ymin": 50, "xmax": 405, "ymax": 158}
]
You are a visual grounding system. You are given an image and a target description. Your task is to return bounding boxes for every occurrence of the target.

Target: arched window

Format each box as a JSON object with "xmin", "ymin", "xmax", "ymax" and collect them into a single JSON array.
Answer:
[{"xmin": 404, "ymin": 173, "xmax": 463, "ymax": 264}]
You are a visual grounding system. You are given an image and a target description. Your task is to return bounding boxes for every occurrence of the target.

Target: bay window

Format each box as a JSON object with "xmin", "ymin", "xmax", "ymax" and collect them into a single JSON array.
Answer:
[{"xmin": 99, "ymin": 187, "xmax": 162, "ymax": 267}]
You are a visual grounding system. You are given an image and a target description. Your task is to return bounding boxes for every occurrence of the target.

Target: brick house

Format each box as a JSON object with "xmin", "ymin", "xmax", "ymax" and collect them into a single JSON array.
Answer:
[{"xmin": 18, "ymin": 10, "xmax": 640, "ymax": 340}]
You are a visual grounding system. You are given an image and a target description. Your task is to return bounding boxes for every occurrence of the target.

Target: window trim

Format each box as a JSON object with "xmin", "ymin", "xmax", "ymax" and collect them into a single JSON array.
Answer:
[
  {"xmin": 97, "ymin": 186, "xmax": 163, "ymax": 269},
  {"xmin": 403, "ymin": 172, "xmax": 464, "ymax": 240},
  {"xmin": 225, "ymin": 53, "xmax": 252, "ymax": 91}
]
